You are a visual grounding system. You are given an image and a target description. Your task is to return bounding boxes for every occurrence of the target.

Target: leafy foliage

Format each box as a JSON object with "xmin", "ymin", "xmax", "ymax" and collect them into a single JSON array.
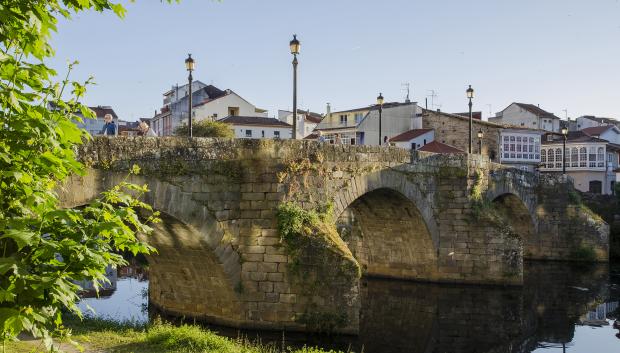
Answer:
[
  {"xmin": 0, "ymin": 0, "xmax": 166, "ymax": 349},
  {"xmin": 174, "ymin": 119, "xmax": 234, "ymax": 138}
]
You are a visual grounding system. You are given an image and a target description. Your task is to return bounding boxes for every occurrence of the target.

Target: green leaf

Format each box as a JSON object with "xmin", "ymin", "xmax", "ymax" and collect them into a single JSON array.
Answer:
[
  {"xmin": 0, "ymin": 229, "xmax": 37, "ymax": 250},
  {"xmin": 0, "ymin": 256, "xmax": 17, "ymax": 275}
]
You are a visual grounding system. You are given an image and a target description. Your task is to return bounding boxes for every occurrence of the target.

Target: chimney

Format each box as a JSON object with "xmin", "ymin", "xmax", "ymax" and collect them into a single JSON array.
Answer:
[
  {"xmin": 326, "ymin": 103, "xmax": 331, "ymax": 118},
  {"xmin": 411, "ymin": 103, "xmax": 422, "ymax": 130}
]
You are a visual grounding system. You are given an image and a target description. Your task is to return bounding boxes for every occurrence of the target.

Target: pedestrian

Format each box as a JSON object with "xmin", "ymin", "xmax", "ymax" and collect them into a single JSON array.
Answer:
[
  {"xmin": 99, "ymin": 114, "xmax": 117, "ymax": 136},
  {"xmin": 318, "ymin": 131, "xmax": 326, "ymax": 143},
  {"xmin": 137, "ymin": 121, "xmax": 157, "ymax": 136},
  {"xmin": 334, "ymin": 133, "xmax": 341, "ymax": 145}
]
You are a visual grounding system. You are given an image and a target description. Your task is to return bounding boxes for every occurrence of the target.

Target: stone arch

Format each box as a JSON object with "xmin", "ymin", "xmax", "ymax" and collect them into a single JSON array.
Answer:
[
  {"xmin": 334, "ymin": 175, "xmax": 439, "ymax": 281},
  {"xmin": 486, "ymin": 170, "xmax": 538, "ymax": 231},
  {"xmin": 490, "ymin": 192, "xmax": 538, "ymax": 259},
  {"xmin": 59, "ymin": 170, "xmax": 245, "ymax": 326}
]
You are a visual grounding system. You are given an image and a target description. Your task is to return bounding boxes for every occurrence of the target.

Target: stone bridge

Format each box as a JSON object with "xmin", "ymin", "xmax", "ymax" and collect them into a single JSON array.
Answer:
[{"xmin": 59, "ymin": 137, "xmax": 608, "ymax": 334}]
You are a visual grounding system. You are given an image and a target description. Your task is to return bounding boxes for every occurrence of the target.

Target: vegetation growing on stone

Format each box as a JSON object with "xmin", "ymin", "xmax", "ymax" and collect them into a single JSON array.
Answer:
[
  {"xmin": 276, "ymin": 202, "xmax": 360, "ymax": 332},
  {"xmin": 174, "ymin": 120, "xmax": 235, "ymax": 138}
]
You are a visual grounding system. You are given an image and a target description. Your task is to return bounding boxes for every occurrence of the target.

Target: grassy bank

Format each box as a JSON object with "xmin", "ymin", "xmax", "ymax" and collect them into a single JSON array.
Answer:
[{"xmin": 6, "ymin": 317, "xmax": 342, "ymax": 353}]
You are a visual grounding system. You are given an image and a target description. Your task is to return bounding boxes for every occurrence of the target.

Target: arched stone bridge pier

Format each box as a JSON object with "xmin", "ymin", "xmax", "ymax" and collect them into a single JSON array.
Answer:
[{"xmin": 59, "ymin": 137, "xmax": 609, "ymax": 334}]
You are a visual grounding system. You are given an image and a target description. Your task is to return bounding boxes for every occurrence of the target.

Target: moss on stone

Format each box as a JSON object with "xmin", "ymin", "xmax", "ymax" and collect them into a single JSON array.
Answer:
[{"xmin": 569, "ymin": 245, "xmax": 597, "ymax": 262}]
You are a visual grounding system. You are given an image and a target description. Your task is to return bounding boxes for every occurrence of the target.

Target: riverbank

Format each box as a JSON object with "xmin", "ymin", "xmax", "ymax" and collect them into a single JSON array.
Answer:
[{"xmin": 7, "ymin": 317, "xmax": 341, "ymax": 353}]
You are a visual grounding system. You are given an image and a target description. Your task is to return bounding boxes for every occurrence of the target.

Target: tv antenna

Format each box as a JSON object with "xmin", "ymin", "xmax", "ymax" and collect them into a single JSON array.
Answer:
[
  {"xmin": 486, "ymin": 104, "xmax": 492, "ymax": 118},
  {"xmin": 402, "ymin": 83, "xmax": 411, "ymax": 103},
  {"xmin": 562, "ymin": 109, "xmax": 568, "ymax": 120},
  {"xmin": 427, "ymin": 90, "xmax": 438, "ymax": 110}
]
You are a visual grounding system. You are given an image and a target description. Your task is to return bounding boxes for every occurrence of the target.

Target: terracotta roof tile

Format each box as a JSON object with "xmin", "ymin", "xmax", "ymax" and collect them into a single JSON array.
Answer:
[
  {"xmin": 389, "ymin": 129, "xmax": 433, "ymax": 142},
  {"xmin": 220, "ymin": 116, "xmax": 292, "ymax": 127},
  {"xmin": 418, "ymin": 141, "xmax": 465, "ymax": 154}
]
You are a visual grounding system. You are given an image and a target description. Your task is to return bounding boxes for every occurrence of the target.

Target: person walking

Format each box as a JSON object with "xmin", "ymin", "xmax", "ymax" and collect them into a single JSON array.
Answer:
[{"xmin": 99, "ymin": 114, "xmax": 117, "ymax": 136}]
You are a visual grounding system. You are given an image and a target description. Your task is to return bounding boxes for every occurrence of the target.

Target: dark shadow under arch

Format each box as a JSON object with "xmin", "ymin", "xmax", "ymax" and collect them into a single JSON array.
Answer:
[
  {"xmin": 492, "ymin": 193, "xmax": 538, "ymax": 259},
  {"xmin": 336, "ymin": 188, "xmax": 439, "ymax": 281}
]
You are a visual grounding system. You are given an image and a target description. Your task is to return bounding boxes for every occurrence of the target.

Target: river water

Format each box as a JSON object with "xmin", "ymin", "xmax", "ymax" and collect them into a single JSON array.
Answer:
[{"xmin": 79, "ymin": 262, "xmax": 620, "ymax": 352}]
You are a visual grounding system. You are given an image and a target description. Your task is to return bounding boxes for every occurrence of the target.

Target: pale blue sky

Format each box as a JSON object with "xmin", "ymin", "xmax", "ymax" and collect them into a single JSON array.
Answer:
[{"xmin": 49, "ymin": 0, "xmax": 620, "ymax": 121}]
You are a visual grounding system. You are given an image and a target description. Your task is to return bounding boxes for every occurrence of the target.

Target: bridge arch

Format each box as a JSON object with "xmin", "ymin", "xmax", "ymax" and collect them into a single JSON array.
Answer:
[
  {"xmin": 60, "ymin": 170, "xmax": 245, "ymax": 326},
  {"xmin": 332, "ymin": 170, "xmax": 439, "ymax": 281}
]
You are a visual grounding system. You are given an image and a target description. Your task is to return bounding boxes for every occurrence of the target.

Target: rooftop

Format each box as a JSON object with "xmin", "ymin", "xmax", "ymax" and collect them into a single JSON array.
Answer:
[
  {"xmin": 418, "ymin": 141, "xmax": 465, "ymax": 154},
  {"xmin": 581, "ymin": 125, "xmax": 619, "ymax": 136},
  {"xmin": 331, "ymin": 101, "xmax": 416, "ymax": 114},
  {"xmin": 510, "ymin": 103, "xmax": 560, "ymax": 119},
  {"xmin": 220, "ymin": 116, "xmax": 292, "ymax": 127},
  {"xmin": 389, "ymin": 129, "xmax": 433, "ymax": 142}
]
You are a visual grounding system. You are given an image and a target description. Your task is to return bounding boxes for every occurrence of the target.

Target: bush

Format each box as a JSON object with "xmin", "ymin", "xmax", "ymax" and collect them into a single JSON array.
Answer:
[{"xmin": 174, "ymin": 120, "xmax": 234, "ymax": 138}]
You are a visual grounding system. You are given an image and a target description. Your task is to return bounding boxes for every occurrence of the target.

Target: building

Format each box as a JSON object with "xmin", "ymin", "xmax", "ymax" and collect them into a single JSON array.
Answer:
[
  {"xmin": 278, "ymin": 109, "xmax": 323, "ymax": 138},
  {"xmin": 315, "ymin": 101, "xmax": 419, "ymax": 145},
  {"xmin": 421, "ymin": 109, "xmax": 503, "ymax": 162},
  {"xmin": 581, "ymin": 125, "xmax": 620, "ymax": 144},
  {"xmin": 573, "ymin": 115, "xmax": 620, "ymax": 131},
  {"xmin": 540, "ymin": 131, "xmax": 620, "ymax": 194},
  {"xmin": 499, "ymin": 128, "xmax": 544, "ymax": 172},
  {"xmin": 389, "ymin": 128, "xmax": 434, "ymax": 150},
  {"xmin": 219, "ymin": 116, "xmax": 292, "ymax": 139},
  {"xmin": 453, "ymin": 111, "xmax": 483, "ymax": 120},
  {"xmin": 151, "ymin": 81, "xmax": 266, "ymax": 136},
  {"xmin": 490, "ymin": 103, "xmax": 561, "ymax": 132}
]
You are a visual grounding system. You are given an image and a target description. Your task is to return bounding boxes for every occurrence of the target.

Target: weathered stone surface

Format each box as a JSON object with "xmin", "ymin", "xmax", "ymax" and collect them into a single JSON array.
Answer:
[{"xmin": 57, "ymin": 137, "xmax": 609, "ymax": 334}]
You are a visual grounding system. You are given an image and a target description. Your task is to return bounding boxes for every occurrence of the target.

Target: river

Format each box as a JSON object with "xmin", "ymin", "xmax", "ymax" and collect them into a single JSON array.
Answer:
[{"xmin": 78, "ymin": 262, "xmax": 620, "ymax": 352}]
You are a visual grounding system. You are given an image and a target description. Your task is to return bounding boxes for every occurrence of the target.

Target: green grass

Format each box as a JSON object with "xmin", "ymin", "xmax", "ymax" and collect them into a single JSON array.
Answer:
[{"xmin": 6, "ymin": 317, "xmax": 343, "ymax": 353}]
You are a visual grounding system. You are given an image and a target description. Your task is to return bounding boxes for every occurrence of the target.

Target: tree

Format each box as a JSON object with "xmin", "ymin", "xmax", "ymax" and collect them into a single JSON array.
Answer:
[
  {"xmin": 0, "ymin": 1, "xmax": 169, "ymax": 350},
  {"xmin": 174, "ymin": 119, "xmax": 235, "ymax": 138}
]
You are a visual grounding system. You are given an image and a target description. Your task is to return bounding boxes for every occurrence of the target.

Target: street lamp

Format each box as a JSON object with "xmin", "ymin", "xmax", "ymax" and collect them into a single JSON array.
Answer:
[
  {"xmin": 561, "ymin": 126, "xmax": 568, "ymax": 174},
  {"xmin": 466, "ymin": 85, "xmax": 475, "ymax": 154},
  {"xmin": 477, "ymin": 128, "xmax": 484, "ymax": 154},
  {"xmin": 377, "ymin": 93, "xmax": 384, "ymax": 145},
  {"xmin": 290, "ymin": 34, "xmax": 300, "ymax": 139},
  {"xmin": 185, "ymin": 53, "xmax": 195, "ymax": 138}
]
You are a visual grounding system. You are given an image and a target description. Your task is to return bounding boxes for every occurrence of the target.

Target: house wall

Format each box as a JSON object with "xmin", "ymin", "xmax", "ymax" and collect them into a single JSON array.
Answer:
[
  {"xmin": 393, "ymin": 130, "xmax": 434, "ymax": 150},
  {"xmin": 194, "ymin": 93, "xmax": 263, "ymax": 122},
  {"xmin": 278, "ymin": 112, "xmax": 319, "ymax": 138},
  {"xmin": 358, "ymin": 104, "xmax": 417, "ymax": 146},
  {"xmin": 496, "ymin": 103, "xmax": 559, "ymax": 132},
  {"xmin": 568, "ymin": 170, "xmax": 615, "ymax": 195},
  {"xmin": 576, "ymin": 117, "xmax": 603, "ymax": 130},
  {"xmin": 422, "ymin": 110, "xmax": 501, "ymax": 162},
  {"xmin": 229, "ymin": 124, "xmax": 292, "ymax": 140}
]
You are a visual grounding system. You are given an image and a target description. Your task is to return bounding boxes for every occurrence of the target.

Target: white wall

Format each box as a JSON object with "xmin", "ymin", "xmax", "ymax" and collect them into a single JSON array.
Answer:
[
  {"xmin": 358, "ymin": 103, "xmax": 418, "ymax": 146},
  {"xmin": 277, "ymin": 110, "xmax": 319, "ymax": 138},
  {"xmin": 576, "ymin": 117, "xmax": 603, "ymax": 130},
  {"xmin": 393, "ymin": 130, "xmax": 434, "ymax": 150},
  {"xmin": 497, "ymin": 103, "xmax": 559, "ymax": 132},
  {"xmin": 230, "ymin": 124, "xmax": 292, "ymax": 140},
  {"xmin": 193, "ymin": 92, "xmax": 265, "ymax": 122},
  {"xmin": 596, "ymin": 129, "xmax": 620, "ymax": 144}
]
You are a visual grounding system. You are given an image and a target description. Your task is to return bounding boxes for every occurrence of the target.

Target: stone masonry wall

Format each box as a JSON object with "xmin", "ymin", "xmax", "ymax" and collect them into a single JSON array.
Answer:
[{"xmin": 58, "ymin": 137, "xmax": 609, "ymax": 334}]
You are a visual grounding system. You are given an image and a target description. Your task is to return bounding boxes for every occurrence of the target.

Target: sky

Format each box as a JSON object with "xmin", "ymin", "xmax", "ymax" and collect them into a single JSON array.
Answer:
[{"xmin": 49, "ymin": 0, "xmax": 620, "ymax": 122}]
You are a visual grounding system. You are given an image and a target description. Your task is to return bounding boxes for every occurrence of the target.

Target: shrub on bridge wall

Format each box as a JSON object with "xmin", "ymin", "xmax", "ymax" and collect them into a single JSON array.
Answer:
[{"xmin": 276, "ymin": 201, "xmax": 360, "ymax": 332}]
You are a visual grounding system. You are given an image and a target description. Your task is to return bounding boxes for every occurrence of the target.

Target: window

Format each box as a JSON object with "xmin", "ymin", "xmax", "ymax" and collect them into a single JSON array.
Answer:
[
  {"xmin": 274, "ymin": 131, "xmax": 280, "ymax": 139},
  {"xmin": 555, "ymin": 148, "xmax": 562, "ymax": 168},
  {"xmin": 580, "ymin": 147, "xmax": 587, "ymax": 167},
  {"xmin": 598, "ymin": 147, "xmax": 605, "ymax": 167},
  {"xmin": 548, "ymin": 148, "xmax": 555, "ymax": 167},
  {"xmin": 589, "ymin": 180, "xmax": 602, "ymax": 194},
  {"xmin": 354, "ymin": 113, "xmax": 364, "ymax": 123},
  {"xmin": 411, "ymin": 143, "xmax": 416, "ymax": 150},
  {"xmin": 541, "ymin": 149, "xmax": 547, "ymax": 166},
  {"xmin": 228, "ymin": 107, "xmax": 239, "ymax": 116},
  {"xmin": 339, "ymin": 115, "xmax": 347, "ymax": 124},
  {"xmin": 571, "ymin": 147, "xmax": 578, "ymax": 167},
  {"xmin": 423, "ymin": 139, "xmax": 427, "ymax": 145},
  {"xmin": 589, "ymin": 147, "xmax": 597, "ymax": 167},
  {"xmin": 245, "ymin": 130, "xmax": 252, "ymax": 138}
]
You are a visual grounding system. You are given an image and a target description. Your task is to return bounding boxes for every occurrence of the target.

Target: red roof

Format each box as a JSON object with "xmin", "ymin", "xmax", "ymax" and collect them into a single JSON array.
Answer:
[
  {"xmin": 389, "ymin": 129, "xmax": 433, "ymax": 142},
  {"xmin": 418, "ymin": 141, "xmax": 465, "ymax": 154},
  {"xmin": 581, "ymin": 125, "xmax": 618, "ymax": 136}
]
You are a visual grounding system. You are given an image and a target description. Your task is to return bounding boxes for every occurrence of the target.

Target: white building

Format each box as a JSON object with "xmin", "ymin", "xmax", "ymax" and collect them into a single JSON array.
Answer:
[
  {"xmin": 389, "ymin": 129, "xmax": 434, "ymax": 150},
  {"xmin": 219, "ymin": 116, "xmax": 292, "ymax": 140},
  {"xmin": 541, "ymin": 131, "xmax": 620, "ymax": 194},
  {"xmin": 499, "ymin": 128, "xmax": 544, "ymax": 172},
  {"xmin": 278, "ymin": 109, "xmax": 323, "ymax": 138},
  {"xmin": 151, "ymin": 81, "xmax": 267, "ymax": 136},
  {"xmin": 490, "ymin": 103, "xmax": 561, "ymax": 132},
  {"xmin": 573, "ymin": 115, "xmax": 620, "ymax": 131},
  {"xmin": 71, "ymin": 105, "xmax": 119, "ymax": 136},
  {"xmin": 314, "ymin": 102, "xmax": 419, "ymax": 146},
  {"xmin": 581, "ymin": 125, "xmax": 620, "ymax": 144}
]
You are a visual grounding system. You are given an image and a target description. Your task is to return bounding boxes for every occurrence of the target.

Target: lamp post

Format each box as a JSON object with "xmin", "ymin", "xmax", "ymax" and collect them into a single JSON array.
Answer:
[
  {"xmin": 185, "ymin": 54, "xmax": 195, "ymax": 138},
  {"xmin": 477, "ymin": 128, "xmax": 484, "ymax": 155},
  {"xmin": 466, "ymin": 85, "xmax": 474, "ymax": 154},
  {"xmin": 377, "ymin": 93, "xmax": 384, "ymax": 145},
  {"xmin": 290, "ymin": 35, "xmax": 300, "ymax": 139},
  {"xmin": 561, "ymin": 127, "xmax": 568, "ymax": 174}
]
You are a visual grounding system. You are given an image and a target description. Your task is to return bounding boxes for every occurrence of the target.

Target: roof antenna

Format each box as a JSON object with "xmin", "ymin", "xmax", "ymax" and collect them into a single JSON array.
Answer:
[
  {"xmin": 427, "ymin": 90, "xmax": 438, "ymax": 109},
  {"xmin": 486, "ymin": 104, "xmax": 492, "ymax": 118},
  {"xmin": 402, "ymin": 82, "xmax": 411, "ymax": 103},
  {"xmin": 562, "ymin": 109, "xmax": 568, "ymax": 120}
]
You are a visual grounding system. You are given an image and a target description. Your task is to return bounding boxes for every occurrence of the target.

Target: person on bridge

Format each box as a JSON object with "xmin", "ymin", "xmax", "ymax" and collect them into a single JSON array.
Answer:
[
  {"xmin": 99, "ymin": 114, "xmax": 117, "ymax": 136},
  {"xmin": 137, "ymin": 121, "xmax": 157, "ymax": 136}
]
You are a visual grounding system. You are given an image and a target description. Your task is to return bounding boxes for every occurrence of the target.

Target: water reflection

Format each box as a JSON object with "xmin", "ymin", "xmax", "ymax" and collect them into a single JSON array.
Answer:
[{"xmin": 79, "ymin": 262, "xmax": 620, "ymax": 353}]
